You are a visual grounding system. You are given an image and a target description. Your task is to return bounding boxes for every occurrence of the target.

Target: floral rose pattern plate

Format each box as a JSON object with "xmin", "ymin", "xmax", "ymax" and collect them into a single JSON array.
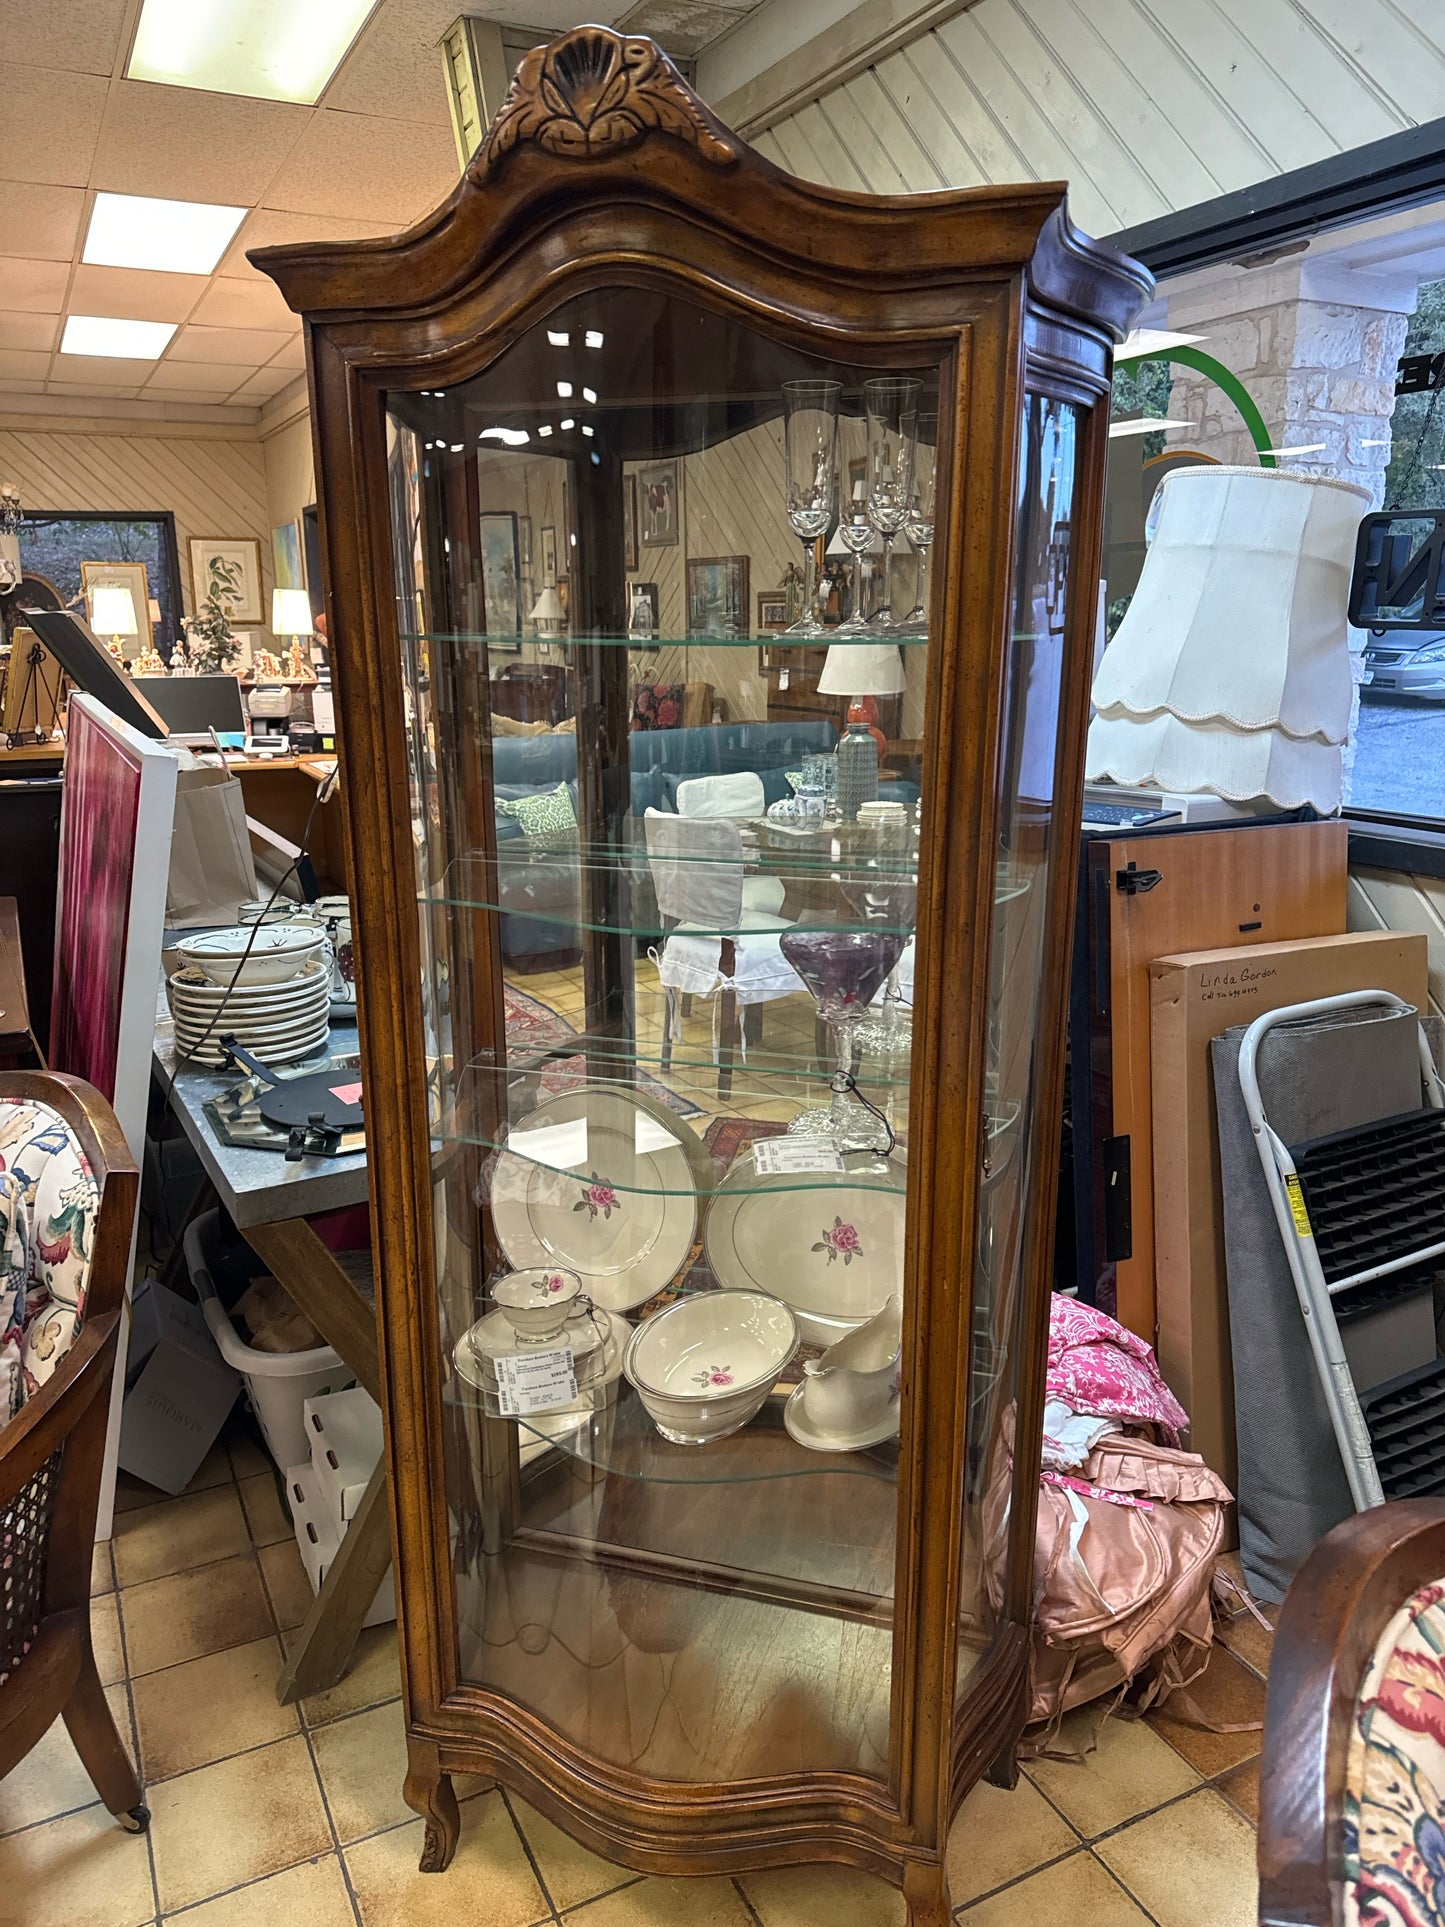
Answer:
[{"xmin": 490, "ymin": 1088, "xmax": 698, "ymax": 1312}]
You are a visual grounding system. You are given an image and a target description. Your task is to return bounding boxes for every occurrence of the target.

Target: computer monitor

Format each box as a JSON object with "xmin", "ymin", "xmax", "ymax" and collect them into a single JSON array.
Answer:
[{"xmin": 130, "ymin": 674, "xmax": 247, "ymax": 745}]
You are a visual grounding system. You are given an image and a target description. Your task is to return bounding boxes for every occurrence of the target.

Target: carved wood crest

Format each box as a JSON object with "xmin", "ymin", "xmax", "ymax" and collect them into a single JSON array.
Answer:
[{"xmin": 471, "ymin": 28, "xmax": 739, "ymax": 179}]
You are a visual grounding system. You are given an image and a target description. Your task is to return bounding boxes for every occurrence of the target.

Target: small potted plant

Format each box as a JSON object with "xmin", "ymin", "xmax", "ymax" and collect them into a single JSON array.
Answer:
[{"xmin": 181, "ymin": 584, "xmax": 241, "ymax": 674}]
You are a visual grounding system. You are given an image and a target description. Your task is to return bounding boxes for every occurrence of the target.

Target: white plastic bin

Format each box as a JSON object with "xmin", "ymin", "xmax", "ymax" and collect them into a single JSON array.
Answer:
[{"xmin": 185, "ymin": 1210, "xmax": 355, "ymax": 1469}]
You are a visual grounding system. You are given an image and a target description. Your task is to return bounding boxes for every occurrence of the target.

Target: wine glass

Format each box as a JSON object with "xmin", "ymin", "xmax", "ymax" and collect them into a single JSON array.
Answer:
[
  {"xmin": 863, "ymin": 378, "xmax": 919, "ymax": 631},
  {"xmin": 782, "ymin": 380, "xmax": 841, "ymax": 638},
  {"xmin": 780, "ymin": 921, "xmax": 908, "ymax": 1149},
  {"xmin": 834, "ymin": 478, "xmax": 879, "ymax": 635},
  {"xmin": 899, "ymin": 410, "xmax": 938, "ymax": 635}
]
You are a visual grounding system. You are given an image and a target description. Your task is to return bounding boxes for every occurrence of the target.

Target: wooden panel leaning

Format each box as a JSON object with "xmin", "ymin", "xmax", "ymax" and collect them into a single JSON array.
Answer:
[{"xmin": 0, "ymin": 1071, "xmax": 143, "ymax": 1828}]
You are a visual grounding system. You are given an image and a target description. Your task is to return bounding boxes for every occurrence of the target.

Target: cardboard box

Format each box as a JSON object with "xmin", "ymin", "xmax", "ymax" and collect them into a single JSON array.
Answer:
[
  {"xmin": 304, "ymin": 1385, "xmax": 383, "ymax": 1532},
  {"xmin": 1149, "ymin": 930, "xmax": 1428, "ymax": 1490},
  {"xmin": 285, "ymin": 1459, "xmax": 395, "ymax": 1629},
  {"xmin": 119, "ymin": 1278, "xmax": 241, "ymax": 1495}
]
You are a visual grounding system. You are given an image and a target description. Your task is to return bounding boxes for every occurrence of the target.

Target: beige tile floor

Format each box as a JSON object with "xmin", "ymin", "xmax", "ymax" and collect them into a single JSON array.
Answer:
[{"xmin": 0, "ymin": 1418, "xmax": 1272, "ymax": 1926}]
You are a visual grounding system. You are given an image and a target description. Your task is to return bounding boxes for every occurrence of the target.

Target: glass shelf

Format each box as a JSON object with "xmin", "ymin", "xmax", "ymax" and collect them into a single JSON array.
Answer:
[
  {"xmin": 403, "ymin": 630, "xmax": 931, "ymax": 650},
  {"xmin": 443, "ymin": 1367, "xmax": 901, "ymax": 1486},
  {"xmin": 472, "ymin": 830, "xmax": 923, "ymax": 881}
]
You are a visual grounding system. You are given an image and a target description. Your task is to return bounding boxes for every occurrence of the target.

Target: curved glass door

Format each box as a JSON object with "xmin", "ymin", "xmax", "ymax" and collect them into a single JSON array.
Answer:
[{"xmin": 387, "ymin": 286, "xmax": 950, "ymax": 1784}]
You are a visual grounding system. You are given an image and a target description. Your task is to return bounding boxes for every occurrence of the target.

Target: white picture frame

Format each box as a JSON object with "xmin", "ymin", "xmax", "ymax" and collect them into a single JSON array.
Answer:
[{"xmin": 189, "ymin": 537, "xmax": 264, "ymax": 625}]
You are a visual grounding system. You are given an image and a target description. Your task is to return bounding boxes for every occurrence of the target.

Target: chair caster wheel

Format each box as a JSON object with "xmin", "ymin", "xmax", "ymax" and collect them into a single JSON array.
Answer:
[{"xmin": 119, "ymin": 1804, "xmax": 150, "ymax": 1833}]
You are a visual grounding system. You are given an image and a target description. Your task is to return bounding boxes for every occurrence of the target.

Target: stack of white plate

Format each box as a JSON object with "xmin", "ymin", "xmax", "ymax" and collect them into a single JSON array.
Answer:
[{"xmin": 168, "ymin": 930, "xmax": 332, "ymax": 1067}]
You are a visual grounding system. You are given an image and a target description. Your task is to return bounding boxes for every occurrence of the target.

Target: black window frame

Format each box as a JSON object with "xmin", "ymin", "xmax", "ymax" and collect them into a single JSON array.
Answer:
[{"xmin": 15, "ymin": 507, "xmax": 184, "ymax": 657}]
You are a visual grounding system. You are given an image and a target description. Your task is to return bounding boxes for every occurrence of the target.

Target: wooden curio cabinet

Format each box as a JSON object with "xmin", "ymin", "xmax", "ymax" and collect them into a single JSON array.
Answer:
[{"xmin": 256, "ymin": 31, "xmax": 1148, "ymax": 1922}]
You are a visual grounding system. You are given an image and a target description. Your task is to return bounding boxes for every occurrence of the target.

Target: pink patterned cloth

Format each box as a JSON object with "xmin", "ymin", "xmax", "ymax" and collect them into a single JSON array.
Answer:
[{"xmin": 1047, "ymin": 1297, "xmax": 1188, "ymax": 1445}]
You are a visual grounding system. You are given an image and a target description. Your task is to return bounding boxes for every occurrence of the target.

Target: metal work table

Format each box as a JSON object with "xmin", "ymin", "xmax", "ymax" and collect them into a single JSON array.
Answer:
[{"xmin": 152, "ymin": 1007, "xmax": 389, "ymax": 1706}]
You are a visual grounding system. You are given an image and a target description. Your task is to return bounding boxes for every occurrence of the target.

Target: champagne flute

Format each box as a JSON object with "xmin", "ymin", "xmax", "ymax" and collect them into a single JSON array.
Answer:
[
  {"xmin": 864, "ymin": 377, "xmax": 919, "ymax": 631},
  {"xmin": 782, "ymin": 380, "xmax": 841, "ymax": 638},
  {"xmin": 900, "ymin": 410, "xmax": 938, "ymax": 635},
  {"xmin": 835, "ymin": 478, "xmax": 878, "ymax": 634}
]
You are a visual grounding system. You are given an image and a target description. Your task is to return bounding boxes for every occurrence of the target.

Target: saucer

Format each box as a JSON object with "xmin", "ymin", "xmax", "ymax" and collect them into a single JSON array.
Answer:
[
  {"xmin": 453, "ymin": 1304, "xmax": 617, "ymax": 1391},
  {"xmin": 782, "ymin": 1381, "xmax": 900, "ymax": 1453}
]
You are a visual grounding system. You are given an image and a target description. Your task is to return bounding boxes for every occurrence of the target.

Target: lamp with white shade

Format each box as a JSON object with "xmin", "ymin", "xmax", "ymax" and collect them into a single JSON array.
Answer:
[
  {"xmin": 89, "ymin": 583, "xmax": 138, "ymax": 662},
  {"xmin": 271, "ymin": 588, "xmax": 315, "ymax": 682},
  {"xmin": 529, "ymin": 585, "xmax": 564, "ymax": 637},
  {"xmin": 1087, "ymin": 465, "xmax": 1370, "ymax": 813}
]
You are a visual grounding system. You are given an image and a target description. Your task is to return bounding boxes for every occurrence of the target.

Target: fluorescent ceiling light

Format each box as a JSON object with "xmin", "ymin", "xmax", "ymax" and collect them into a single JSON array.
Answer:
[
  {"xmin": 1107, "ymin": 416, "xmax": 1190, "ymax": 438},
  {"xmin": 61, "ymin": 314, "xmax": 176, "ymax": 359},
  {"xmin": 582, "ymin": 387, "xmax": 597, "ymax": 404},
  {"xmin": 479, "ymin": 427, "xmax": 530, "ymax": 446},
  {"xmin": 557, "ymin": 381, "xmax": 573, "ymax": 398},
  {"xmin": 127, "ymin": 0, "xmax": 380, "ymax": 106},
  {"xmin": 537, "ymin": 425, "xmax": 553, "ymax": 437},
  {"xmin": 581, "ymin": 424, "xmax": 594, "ymax": 436},
  {"xmin": 547, "ymin": 331, "xmax": 569, "ymax": 347},
  {"xmin": 584, "ymin": 331, "xmax": 604, "ymax": 348},
  {"xmin": 1361, "ymin": 438, "xmax": 1391, "ymax": 447},
  {"xmin": 1115, "ymin": 329, "xmax": 1206, "ymax": 361},
  {"xmin": 83, "ymin": 192, "xmax": 245, "ymax": 275},
  {"xmin": 559, "ymin": 418, "xmax": 575, "ymax": 430},
  {"xmin": 1265, "ymin": 444, "xmax": 1327, "ymax": 457}
]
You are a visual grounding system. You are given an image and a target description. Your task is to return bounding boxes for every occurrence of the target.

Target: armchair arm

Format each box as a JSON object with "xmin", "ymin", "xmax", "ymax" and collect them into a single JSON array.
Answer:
[{"xmin": 0, "ymin": 1313, "xmax": 119, "ymax": 1509}]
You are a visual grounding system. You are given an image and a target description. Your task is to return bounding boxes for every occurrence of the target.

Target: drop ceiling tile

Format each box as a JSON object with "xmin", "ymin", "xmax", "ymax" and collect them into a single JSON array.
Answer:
[
  {"xmin": 324, "ymin": 0, "xmax": 458, "ymax": 125},
  {"xmin": 91, "ymin": 81, "xmax": 310, "ymax": 203},
  {"xmin": 0, "ymin": 349, "xmax": 54, "ymax": 380},
  {"xmin": 267, "ymin": 337, "xmax": 308, "ymax": 371},
  {"xmin": 0, "ymin": 312, "xmax": 60, "ymax": 352},
  {"xmin": 0, "ymin": 380, "xmax": 48, "ymax": 395},
  {"xmin": 0, "ymin": 0, "xmax": 131, "ymax": 75},
  {"xmin": 264, "ymin": 109, "xmax": 458, "ymax": 224},
  {"xmin": 0, "ymin": 260, "xmax": 70, "ymax": 313},
  {"xmin": 230, "ymin": 366, "xmax": 298, "ymax": 403},
  {"xmin": 167, "ymin": 324, "xmax": 295, "ymax": 364},
  {"xmin": 68, "ymin": 264, "xmax": 210, "ymax": 323},
  {"xmin": 0, "ymin": 183, "xmax": 86, "ymax": 261},
  {"xmin": 139, "ymin": 384, "xmax": 245, "ymax": 405},
  {"xmin": 0, "ymin": 68, "xmax": 110, "ymax": 187},
  {"xmin": 45, "ymin": 379, "xmax": 146, "ymax": 398},
  {"xmin": 52, "ymin": 352, "xmax": 170, "ymax": 384},
  {"xmin": 189, "ymin": 277, "xmax": 299, "ymax": 331},
  {"xmin": 146, "ymin": 360, "xmax": 258, "ymax": 393},
  {"xmin": 220, "ymin": 207, "xmax": 395, "ymax": 280}
]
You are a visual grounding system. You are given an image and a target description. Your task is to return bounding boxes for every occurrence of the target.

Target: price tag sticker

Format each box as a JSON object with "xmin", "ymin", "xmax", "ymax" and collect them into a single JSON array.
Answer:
[
  {"xmin": 778, "ymin": 667, "xmax": 791, "ymax": 690},
  {"xmin": 751, "ymin": 1138, "xmax": 845, "ymax": 1177},
  {"xmin": 492, "ymin": 1347, "xmax": 579, "ymax": 1416}
]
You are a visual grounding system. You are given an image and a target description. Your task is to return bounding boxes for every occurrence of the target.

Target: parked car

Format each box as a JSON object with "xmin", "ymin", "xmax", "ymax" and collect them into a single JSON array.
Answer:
[{"xmin": 1361, "ymin": 628, "xmax": 1445, "ymax": 700}]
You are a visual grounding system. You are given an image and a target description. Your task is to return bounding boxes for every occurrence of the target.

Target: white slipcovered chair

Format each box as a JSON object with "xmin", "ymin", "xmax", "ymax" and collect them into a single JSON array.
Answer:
[{"xmin": 643, "ymin": 806, "xmax": 802, "ymax": 1100}]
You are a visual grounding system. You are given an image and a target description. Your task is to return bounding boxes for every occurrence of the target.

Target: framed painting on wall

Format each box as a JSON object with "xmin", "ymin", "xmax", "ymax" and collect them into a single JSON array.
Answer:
[
  {"xmin": 189, "ymin": 537, "xmax": 263, "ymax": 624},
  {"xmin": 640, "ymin": 461, "xmax": 679, "ymax": 547},
  {"xmin": 271, "ymin": 520, "xmax": 305, "ymax": 590},
  {"xmin": 480, "ymin": 511, "xmax": 522, "ymax": 649},
  {"xmin": 541, "ymin": 525, "xmax": 558, "ymax": 587},
  {"xmin": 80, "ymin": 560, "xmax": 153, "ymax": 656},
  {"xmin": 687, "ymin": 555, "xmax": 749, "ymax": 637},
  {"xmin": 623, "ymin": 474, "xmax": 639, "ymax": 570}
]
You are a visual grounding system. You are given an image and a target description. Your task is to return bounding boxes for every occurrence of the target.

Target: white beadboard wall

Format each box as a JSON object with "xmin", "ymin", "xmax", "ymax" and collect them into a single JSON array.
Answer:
[
  {"xmin": 747, "ymin": 0, "xmax": 1445, "ymax": 237},
  {"xmin": 0, "ymin": 417, "xmax": 273, "ymax": 625}
]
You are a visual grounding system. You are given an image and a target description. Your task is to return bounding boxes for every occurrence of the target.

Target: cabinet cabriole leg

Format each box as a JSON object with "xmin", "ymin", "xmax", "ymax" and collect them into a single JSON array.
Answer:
[
  {"xmin": 404, "ymin": 1738, "xmax": 460, "ymax": 1872},
  {"xmin": 903, "ymin": 1858, "xmax": 952, "ymax": 1926}
]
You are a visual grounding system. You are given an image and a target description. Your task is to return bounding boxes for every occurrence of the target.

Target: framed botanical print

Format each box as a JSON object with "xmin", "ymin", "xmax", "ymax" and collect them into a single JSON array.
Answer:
[
  {"xmin": 640, "ymin": 461, "xmax": 679, "ymax": 547},
  {"xmin": 686, "ymin": 554, "xmax": 749, "ymax": 638},
  {"xmin": 480, "ymin": 512, "xmax": 522, "ymax": 649},
  {"xmin": 189, "ymin": 537, "xmax": 263, "ymax": 624},
  {"xmin": 80, "ymin": 560, "xmax": 153, "ymax": 655}
]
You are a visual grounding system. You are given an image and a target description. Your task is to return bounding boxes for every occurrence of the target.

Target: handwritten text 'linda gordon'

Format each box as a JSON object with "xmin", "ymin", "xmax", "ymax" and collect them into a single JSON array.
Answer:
[{"xmin": 1196, "ymin": 963, "xmax": 1279, "ymax": 1004}]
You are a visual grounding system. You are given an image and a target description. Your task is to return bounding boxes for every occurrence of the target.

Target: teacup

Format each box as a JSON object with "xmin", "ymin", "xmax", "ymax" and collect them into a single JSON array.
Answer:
[
  {"xmin": 798, "ymin": 1295, "xmax": 902, "ymax": 1441},
  {"xmin": 491, "ymin": 1268, "xmax": 581, "ymax": 1344}
]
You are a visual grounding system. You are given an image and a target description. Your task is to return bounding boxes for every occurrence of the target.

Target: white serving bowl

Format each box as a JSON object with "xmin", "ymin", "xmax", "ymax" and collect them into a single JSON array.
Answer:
[
  {"xmin": 491, "ymin": 1268, "xmax": 581, "ymax": 1343},
  {"xmin": 176, "ymin": 923, "xmax": 324, "ymax": 986},
  {"xmin": 624, "ymin": 1289, "xmax": 798, "ymax": 1445}
]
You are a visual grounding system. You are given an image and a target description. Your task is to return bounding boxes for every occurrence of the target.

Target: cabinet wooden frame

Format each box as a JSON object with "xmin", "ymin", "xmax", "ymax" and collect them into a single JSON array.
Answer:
[{"xmin": 255, "ymin": 27, "xmax": 1148, "ymax": 1919}]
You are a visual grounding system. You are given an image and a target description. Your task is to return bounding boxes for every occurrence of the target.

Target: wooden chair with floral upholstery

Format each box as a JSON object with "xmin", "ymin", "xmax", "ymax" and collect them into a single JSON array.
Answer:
[
  {"xmin": 1258, "ymin": 1498, "xmax": 1445, "ymax": 1926},
  {"xmin": 0, "ymin": 1070, "xmax": 145, "ymax": 1831}
]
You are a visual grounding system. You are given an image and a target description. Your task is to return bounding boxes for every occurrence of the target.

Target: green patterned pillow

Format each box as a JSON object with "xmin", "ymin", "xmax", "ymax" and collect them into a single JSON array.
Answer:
[{"xmin": 501, "ymin": 781, "xmax": 577, "ymax": 835}]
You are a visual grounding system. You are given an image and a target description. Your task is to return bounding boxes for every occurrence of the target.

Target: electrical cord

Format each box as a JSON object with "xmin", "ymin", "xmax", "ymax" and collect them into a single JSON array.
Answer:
[{"xmin": 176, "ymin": 760, "xmax": 340, "ymax": 1064}]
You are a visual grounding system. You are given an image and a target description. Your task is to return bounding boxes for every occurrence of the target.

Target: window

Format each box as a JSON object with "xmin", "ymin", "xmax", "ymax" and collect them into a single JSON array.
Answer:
[{"xmin": 15, "ymin": 511, "xmax": 182, "ymax": 659}]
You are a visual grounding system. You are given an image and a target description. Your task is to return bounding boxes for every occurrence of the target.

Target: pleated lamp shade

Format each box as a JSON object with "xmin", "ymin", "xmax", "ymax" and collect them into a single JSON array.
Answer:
[
  {"xmin": 1090, "ymin": 466, "xmax": 1369, "ymax": 746},
  {"xmin": 1086, "ymin": 707, "xmax": 1343, "ymax": 813}
]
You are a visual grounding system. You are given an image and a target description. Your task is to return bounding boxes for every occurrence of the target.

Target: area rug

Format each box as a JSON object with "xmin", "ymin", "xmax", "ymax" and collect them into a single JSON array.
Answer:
[{"xmin": 503, "ymin": 983, "xmax": 702, "ymax": 1118}]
